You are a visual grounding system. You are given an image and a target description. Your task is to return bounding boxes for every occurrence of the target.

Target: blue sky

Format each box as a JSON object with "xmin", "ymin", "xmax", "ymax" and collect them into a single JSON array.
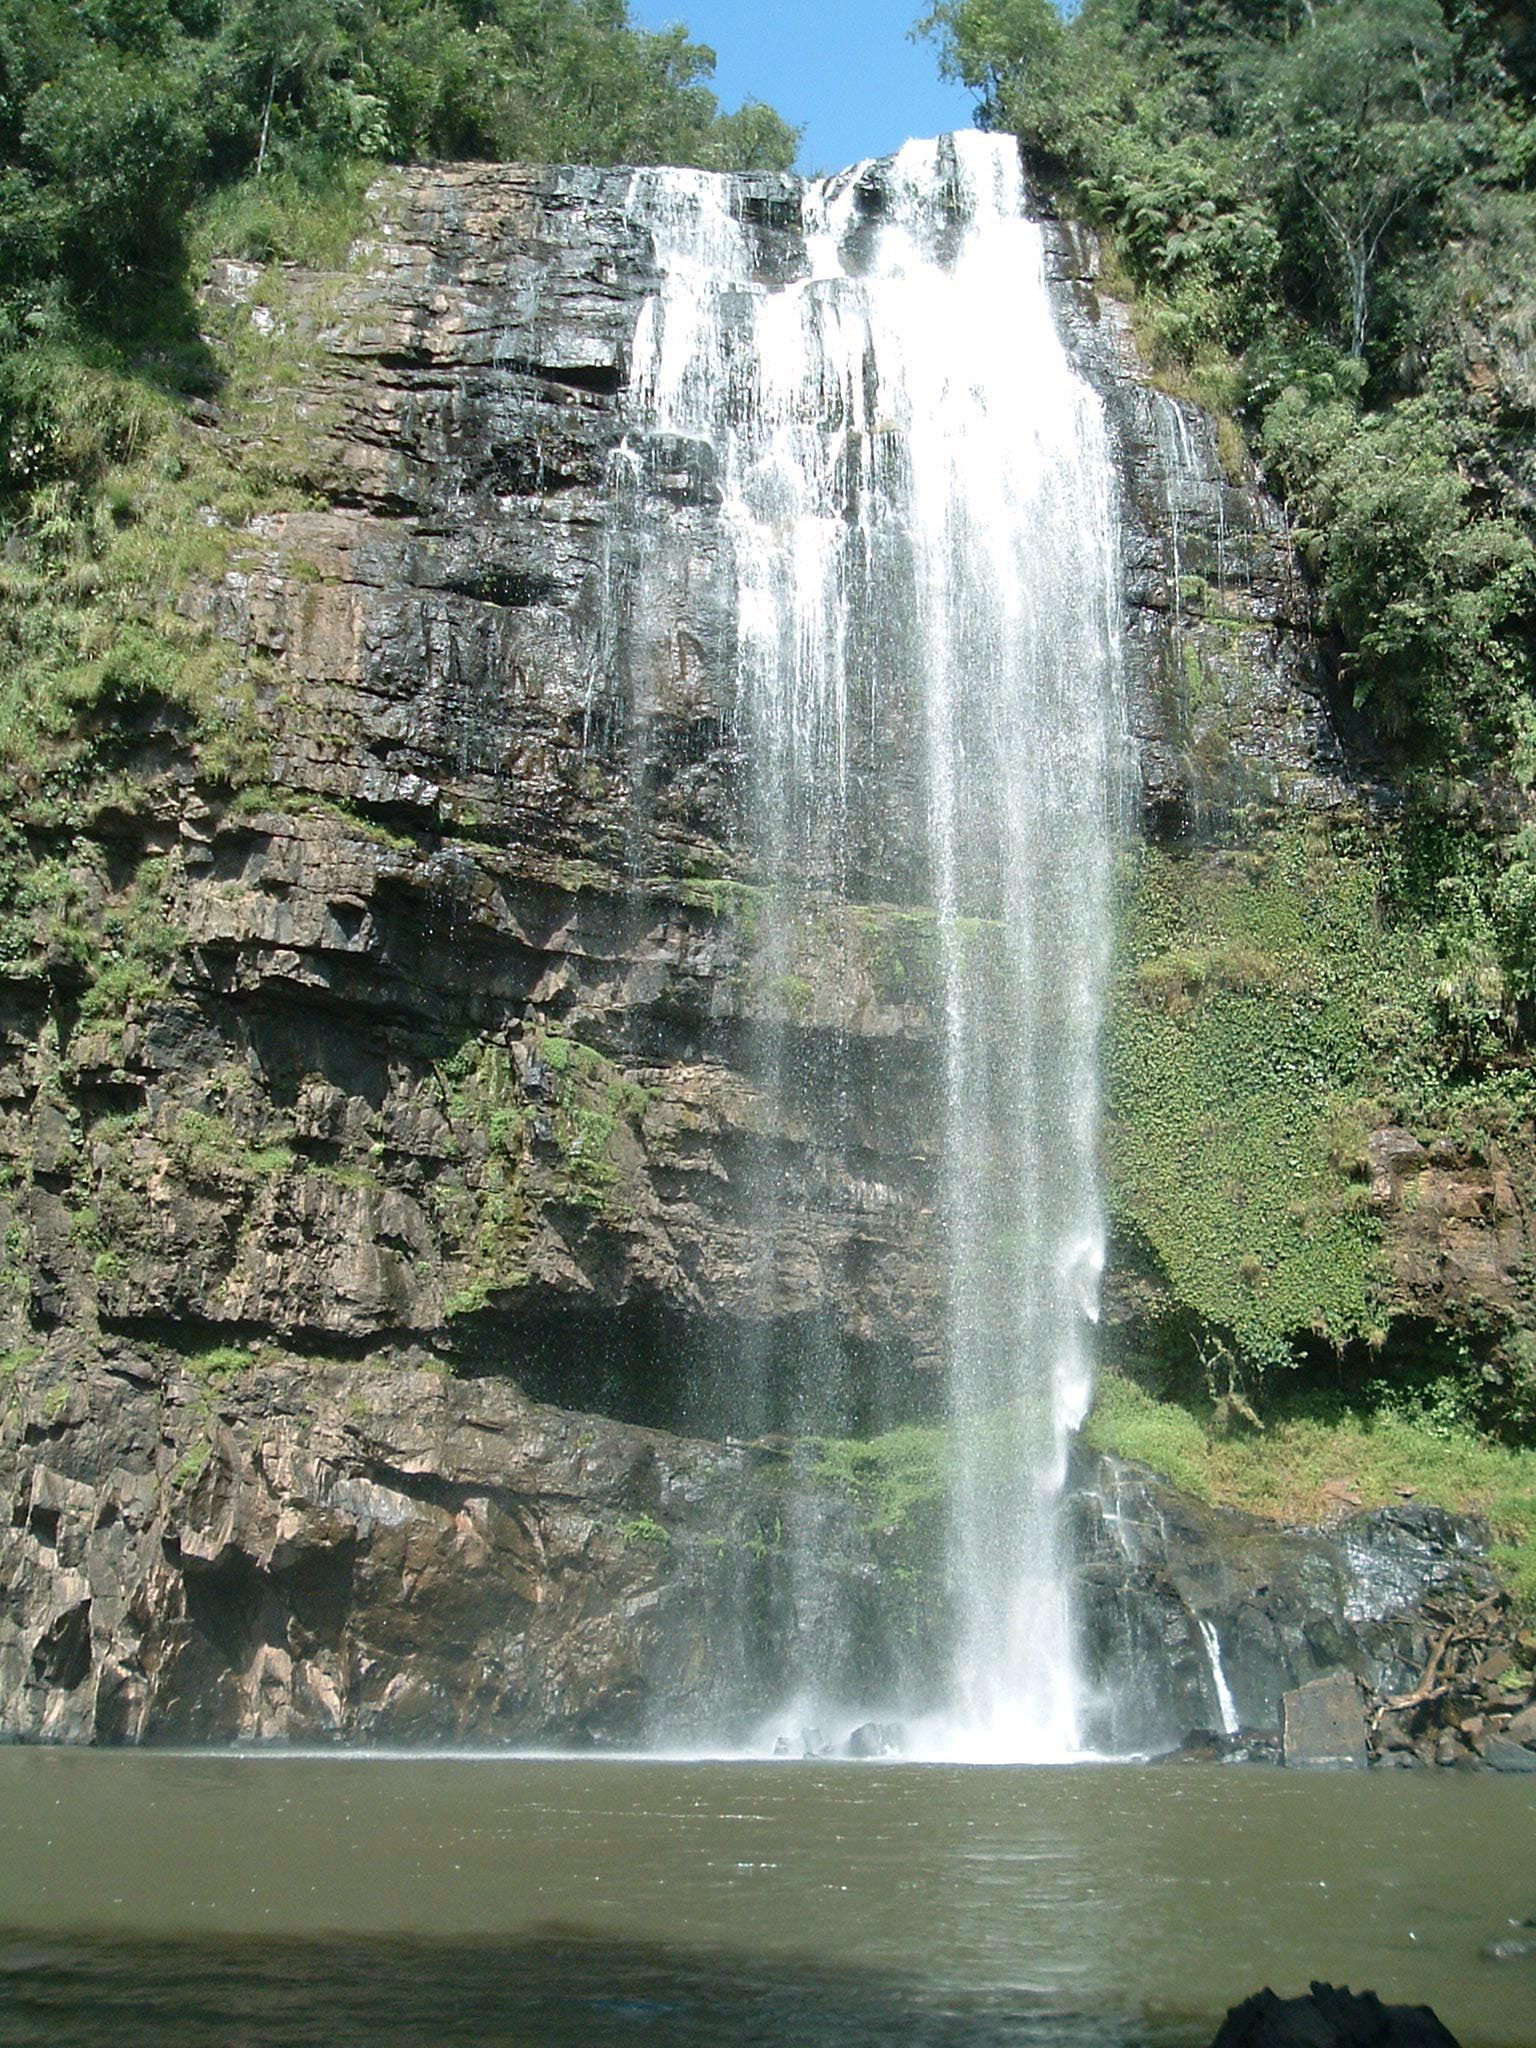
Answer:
[{"xmin": 631, "ymin": 0, "xmax": 978, "ymax": 175}]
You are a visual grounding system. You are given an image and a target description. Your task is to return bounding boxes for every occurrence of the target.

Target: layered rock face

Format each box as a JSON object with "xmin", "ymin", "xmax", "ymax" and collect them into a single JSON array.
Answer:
[{"xmin": 0, "ymin": 157, "xmax": 1512, "ymax": 1745}]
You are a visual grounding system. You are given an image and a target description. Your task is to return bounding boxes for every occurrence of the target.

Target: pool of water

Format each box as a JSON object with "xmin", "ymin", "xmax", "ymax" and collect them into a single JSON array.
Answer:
[{"xmin": 0, "ymin": 1752, "xmax": 1531, "ymax": 2046}]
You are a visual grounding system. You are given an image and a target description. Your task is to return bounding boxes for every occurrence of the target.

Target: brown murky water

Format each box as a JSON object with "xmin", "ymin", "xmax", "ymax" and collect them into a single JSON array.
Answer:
[{"xmin": 0, "ymin": 1752, "xmax": 1532, "ymax": 2046}]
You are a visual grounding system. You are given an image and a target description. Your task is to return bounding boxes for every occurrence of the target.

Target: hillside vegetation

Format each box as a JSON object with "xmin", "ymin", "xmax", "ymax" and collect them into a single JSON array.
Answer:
[
  {"xmin": 921, "ymin": 0, "xmax": 1535, "ymax": 762},
  {"xmin": 0, "ymin": 0, "xmax": 795, "ymax": 633}
]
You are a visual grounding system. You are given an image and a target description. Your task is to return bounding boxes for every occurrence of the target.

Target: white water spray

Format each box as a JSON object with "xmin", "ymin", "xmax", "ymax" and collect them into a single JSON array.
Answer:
[
  {"xmin": 625, "ymin": 134, "xmax": 1126, "ymax": 1761},
  {"xmin": 1196, "ymin": 1616, "xmax": 1242, "ymax": 1739}
]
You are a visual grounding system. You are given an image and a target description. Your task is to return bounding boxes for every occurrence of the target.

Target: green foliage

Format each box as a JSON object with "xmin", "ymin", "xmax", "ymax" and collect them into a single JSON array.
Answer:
[
  {"xmin": 814, "ymin": 1423, "xmax": 947, "ymax": 1532},
  {"xmin": 1257, "ymin": 382, "xmax": 1536, "ymax": 744},
  {"xmin": 0, "ymin": 0, "xmax": 796, "ymax": 372},
  {"xmin": 1107, "ymin": 811, "xmax": 1536, "ymax": 1415},
  {"xmin": 615, "ymin": 1512, "xmax": 670, "ymax": 1546},
  {"xmin": 917, "ymin": 0, "xmax": 1536, "ymax": 761},
  {"xmin": 1108, "ymin": 827, "xmax": 1393, "ymax": 1377},
  {"xmin": 167, "ymin": 1109, "xmax": 293, "ymax": 1182}
]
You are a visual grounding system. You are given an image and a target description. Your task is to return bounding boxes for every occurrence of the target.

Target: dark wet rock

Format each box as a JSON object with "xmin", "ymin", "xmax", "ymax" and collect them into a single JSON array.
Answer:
[
  {"xmin": 846, "ymin": 1720, "xmax": 904, "ymax": 1758},
  {"xmin": 1068, "ymin": 1450, "xmax": 1498, "ymax": 1758},
  {"xmin": 0, "ymin": 1352, "xmax": 896, "ymax": 1745},
  {"xmin": 0, "ymin": 1347, "xmax": 1507, "ymax": 1746},
  {"xmin": 1043, "ymin": 223, "xmax": 1357, "ymax": 836},
  {"xmin": 1282, "ymin": 1674, "xmax": 1368, "ymax": 1770},
  {"xmin": 1506, "ymin": 1702, "xmax": 1536, "ymax": 1746},
  {"xmin": 1153, "ymin": 1728, "xmax": 1279, "ymax": 1766},
  {"xmin": 1208, "ymin": 1982, "xmax": 1461, "ymax": 2048}
]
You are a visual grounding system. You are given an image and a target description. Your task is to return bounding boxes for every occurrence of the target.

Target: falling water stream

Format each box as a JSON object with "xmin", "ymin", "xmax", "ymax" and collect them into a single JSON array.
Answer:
[{"xmin": 624, "ymin": 135, "xmax": 1126, "ymax": 1759}]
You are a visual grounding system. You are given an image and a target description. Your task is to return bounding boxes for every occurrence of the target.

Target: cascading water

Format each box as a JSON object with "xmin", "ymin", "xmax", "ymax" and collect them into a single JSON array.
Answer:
[{"xmin": 622, "ymin": 133, "xmax": 1126, "ymax": 1761}]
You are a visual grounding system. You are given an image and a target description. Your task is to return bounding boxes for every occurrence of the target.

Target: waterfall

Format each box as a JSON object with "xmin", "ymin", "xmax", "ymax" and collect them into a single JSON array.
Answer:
[
  {"xmin": 1196, "ymin": 1616, "xmax": 1242, "ymax": 1739},
  {"xmin": 622, "ymin": 134, "xmax": 1126, "ymax": 1761}
]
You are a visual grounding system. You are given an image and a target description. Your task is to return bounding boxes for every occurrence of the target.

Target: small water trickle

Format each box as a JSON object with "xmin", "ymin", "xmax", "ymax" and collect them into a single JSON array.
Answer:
[
  {"xmin": 1195, "ymin": 1615, "xmax": 1241, "ymax": 1739},
  {"xmin": 622, "ymin": 134, "xmax": 1128, "ymax": 1761}
]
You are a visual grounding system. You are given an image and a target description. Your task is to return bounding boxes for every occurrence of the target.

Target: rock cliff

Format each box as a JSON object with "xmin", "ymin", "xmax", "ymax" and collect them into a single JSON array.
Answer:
[{"xmin": 0, "ymin": 156, "xmax": 1522, "ymax": 1745}]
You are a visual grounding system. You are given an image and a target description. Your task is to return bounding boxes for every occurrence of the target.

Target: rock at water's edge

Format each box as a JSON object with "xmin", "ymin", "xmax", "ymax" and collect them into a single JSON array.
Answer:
[
  {"xmin": 1282, "ymin": 1674, "xmax": 1367, "ymax": 1769},
  {"xmin": 1480, "ymin": 1732, "xmax": 1536, "ymax": 1773},
  {"xmin": 1209, "ymin": 1982, "xmax": 1461, "ymax": 2047}
]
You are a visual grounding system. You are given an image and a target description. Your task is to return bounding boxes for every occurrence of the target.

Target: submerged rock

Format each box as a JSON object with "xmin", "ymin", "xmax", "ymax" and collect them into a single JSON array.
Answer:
[{"xmin": 1481, "ymin": 1917, "xmax": 1536, "ymax": 1963}]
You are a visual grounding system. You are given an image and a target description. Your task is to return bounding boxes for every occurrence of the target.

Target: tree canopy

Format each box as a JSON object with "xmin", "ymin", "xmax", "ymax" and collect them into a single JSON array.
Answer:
[
  {"xmin": 0, "ymin": 0, "xmax": 797, "ymax": 363},
  {"xmin": 919, "ymin": 0, "xmax": 1536, "ymax": 756}
]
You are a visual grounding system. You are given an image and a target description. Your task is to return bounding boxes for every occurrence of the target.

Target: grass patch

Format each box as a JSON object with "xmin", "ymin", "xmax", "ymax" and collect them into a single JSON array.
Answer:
[
  {"xmin": 0, "ymin": 181, "xmax": 368, "ymax": 824},
  {"xmin": 167, "ymin": 1110, "xmax": 293, "ymax": 1182},
  {"xmin": 180, "ymin": 1345, "xmax": 251, "ymax": 1391},
  {"xmin": 814, "ymin": 1422, "xmax": 948, "ymax": 1532},
  {"xmin": 189, "ymin": 161, "xmax": 379, "ymax": 273},
  {"xmin": 1083, "ymin": 1372, "xmax": 1536, "ymax": 1613}
]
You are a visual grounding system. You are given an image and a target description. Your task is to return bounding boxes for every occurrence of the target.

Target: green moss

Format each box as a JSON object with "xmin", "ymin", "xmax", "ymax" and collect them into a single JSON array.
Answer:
[
  {"xmin": 230, "ymin": 788, "xmax": 417, "ymax": 853},
  {"xmin": 763, "ymin": 972, "xmax": 813, "ymax": 1021},
  {"xmin": 306, "ymin": 1162, "xmax": 380, "ymax": 1193},
  {"xmin": 180, "ymin": 1345, "xmax": 250, "ymax": 1390},
  {"xmin": 659, "ymin": 875, "xmax": 765, "ymax": 943},
  {"xmin": 607, "ymin": 1078, "xmax": 652, "ymax": 1122},
  {"xmin": 539, "ymin": 1031, "xmax": 601, "ymax": 1079},
  {"xmin": 616, "ymin": 1512, "xmax": 671, "ymax": 1547},
  {"xmin": 169, "ymin": 1438, "xmax": 212, "ymax": 1491},
  {"xmin": 436, "ymin": 1039, "xmax": 534, "ymax": 1308},
  {"xmin": 547, "ymin": 856, "xmax": 610, "ymax": 896},
  {"xmin": 555, "ymin": 1102, "xmax": 619, "ymax": 1209},
  {"xmin": 168, "ymin": 1110, "xmax": 293, "ymax": 1182},
  {"xmin": 850, "ymin": 903, "xmax": 940, "ymax": 1005},
  {"xmin": 814, "ymin": 1422, "xmax": 948, "ymax": 1532}
]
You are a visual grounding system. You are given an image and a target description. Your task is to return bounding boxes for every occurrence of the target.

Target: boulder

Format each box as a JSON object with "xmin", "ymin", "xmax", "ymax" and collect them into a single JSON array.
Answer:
[
  {"xmin": 846, "ymin": 1720, "xmax": 904, "ymax": 1758},
  {"xmin": 1209, "ymin": 1982, "xmax": 1460, "ymax": 2047},
  {"xmin": 1480, "ymin": 1733, "xmax": 1536, "ymax": 1774},
  {"xmin": 1282, "ymin": 1675, "xmax": 1367, "ymax": 1769}
]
